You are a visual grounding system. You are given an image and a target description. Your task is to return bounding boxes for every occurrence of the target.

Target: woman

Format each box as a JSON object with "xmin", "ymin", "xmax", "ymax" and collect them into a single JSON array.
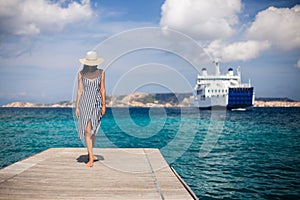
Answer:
[{"xmin": 76, "ymin": 51, "xmax": 106, "ymax": 167}]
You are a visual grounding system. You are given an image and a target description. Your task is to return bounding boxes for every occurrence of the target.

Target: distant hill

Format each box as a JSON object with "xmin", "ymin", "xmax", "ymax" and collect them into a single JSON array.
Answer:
[
  {"xmin": 106, "ymin": 92, "xmax": 192, "ymax": 107},
  {"xmin": 2, "ymin": 93, "xmax": 193, "ymax": 108},
  {"xmin": 2, "ymin": 101, "xmax": 74, "ymax": 108},
  {"xmin": 1, "ymin": 93, "xmax": 300, "ymax": 107},
  {"xmin": 255, "ymin": 97, "xmax": 295, "ymax": 102}
]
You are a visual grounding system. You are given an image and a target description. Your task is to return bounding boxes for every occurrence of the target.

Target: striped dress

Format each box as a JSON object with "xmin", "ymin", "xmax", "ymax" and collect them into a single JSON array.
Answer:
[{"xmin": 78, "ymin": 71, "xmax": 102, "ymax": 141}]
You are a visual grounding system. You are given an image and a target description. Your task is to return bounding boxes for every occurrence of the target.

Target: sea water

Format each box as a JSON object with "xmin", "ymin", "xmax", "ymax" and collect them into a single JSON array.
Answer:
[{"xmin": 0, "ymin": 107, "xmax": 299, "ymax": 199}]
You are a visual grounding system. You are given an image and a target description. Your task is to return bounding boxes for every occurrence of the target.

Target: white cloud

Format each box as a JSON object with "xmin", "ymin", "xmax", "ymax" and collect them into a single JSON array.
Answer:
[
  {"xmin": 205, "ymin": 4, "xmax": 300, "ymax": 62},
  {"xmin": 0, "ymin": 0, "xmax": 93, "ymax": 36},
  {"xmin": 160, "ymin": 1, "xmax": 300, "ymax": 63},
  {"xmin": 205, "ymin": 40, "xmax": 270, "ymax": 62},
  {"xmin": 247, "ymin": 5, "xmax": 300, "ymax": 50},
  {"xmin": 160, "ymin": 0, "xmax": 242, "ymax": 41}
]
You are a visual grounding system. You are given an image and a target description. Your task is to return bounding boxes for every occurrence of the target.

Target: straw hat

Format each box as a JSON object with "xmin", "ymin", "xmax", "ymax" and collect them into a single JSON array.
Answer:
[{"xmin": 79, "ymin": 51, "xmax": 104, "ymax": 66}]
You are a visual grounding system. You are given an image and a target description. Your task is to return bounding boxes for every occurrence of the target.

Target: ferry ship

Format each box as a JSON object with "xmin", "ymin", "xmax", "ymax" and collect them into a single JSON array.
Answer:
[{"xmin": 194, "ymin": 61, "xmax": 254, "ymax": 110}]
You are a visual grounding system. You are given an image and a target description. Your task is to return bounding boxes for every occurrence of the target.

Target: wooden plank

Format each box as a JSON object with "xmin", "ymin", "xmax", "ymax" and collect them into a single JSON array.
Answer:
[{"xmin": 0, "ymin": 148, "xmax": 196, "ymax": 200}]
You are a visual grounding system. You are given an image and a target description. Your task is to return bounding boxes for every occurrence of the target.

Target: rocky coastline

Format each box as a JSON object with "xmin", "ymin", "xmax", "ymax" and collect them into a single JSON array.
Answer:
[
  {"xmin": 2, "ymin": 93, "xmax": 300, "ymax": 108},
  {"xmin": 254, "ymin": 101, "xmax": 300, "ymax": 107}
]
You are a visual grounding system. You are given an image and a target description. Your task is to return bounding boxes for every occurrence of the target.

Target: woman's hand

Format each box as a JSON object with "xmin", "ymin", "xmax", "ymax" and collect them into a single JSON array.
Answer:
[
  {"xmin": 101, "ymin": 106, "xmax": 106, "ymax": 117},
  {"xmin": 76, "ymin": 107, "xmax": 80, "ymax": 118}
]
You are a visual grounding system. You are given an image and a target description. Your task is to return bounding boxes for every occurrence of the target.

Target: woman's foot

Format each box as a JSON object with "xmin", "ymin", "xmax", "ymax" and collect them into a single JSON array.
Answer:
[
  {"xmin": 93, "ymin": 155, "xmax": 98, "ymax": 161},
  {"xmin": 87, "ymin": 154, "xmax": 94, "ymax": 167},
  {"xmin": 88, "ymin": 154, "xmax": 98, "ymax": 161},
  {"xmin": 86, "ymin": 159, "xmax": 93, "ymax": 167}
]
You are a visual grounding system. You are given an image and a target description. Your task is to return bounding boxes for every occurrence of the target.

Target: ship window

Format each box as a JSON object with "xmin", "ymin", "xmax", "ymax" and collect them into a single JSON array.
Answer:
[
  {"xmin": 215, "ymin": 90, "xmax": 217, "ymax": 93},
  {"xmin": 208, "ymin": 89, "xmax": 210, "ymax": 93},
  {"xmin": 218, "ymin": 90, "xmax": 220, "ymax": 93}
]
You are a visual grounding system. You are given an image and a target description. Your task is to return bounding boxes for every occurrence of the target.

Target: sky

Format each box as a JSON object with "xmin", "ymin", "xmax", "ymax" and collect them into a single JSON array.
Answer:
[{"xmin": 0, "ymin": 0, "xmax": 299, "ymax": 105}]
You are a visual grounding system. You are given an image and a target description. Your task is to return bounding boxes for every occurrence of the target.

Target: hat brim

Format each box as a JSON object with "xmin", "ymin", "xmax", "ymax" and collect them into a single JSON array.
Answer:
[{"xmin": 79, "ymin": 58, "xmax": 104, "ymax": 66}]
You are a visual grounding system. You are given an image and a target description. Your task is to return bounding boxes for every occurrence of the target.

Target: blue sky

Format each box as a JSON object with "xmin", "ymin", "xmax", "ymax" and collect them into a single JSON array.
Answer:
[{"xmin": 0, "ymin": 0, "xmax": 299, "ymax": 105}]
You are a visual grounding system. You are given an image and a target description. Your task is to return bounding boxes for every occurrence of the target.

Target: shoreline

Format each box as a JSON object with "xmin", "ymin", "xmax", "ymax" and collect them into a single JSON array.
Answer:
[
  {"xmin": 254, "ymin": 100, "xmax": 300, "ymax": 107},
  {"xmin": 2, "ymin": 93, "xmax": 300, "ymax": 108},
  {"xmin": 1, "ymin": 101, "xmax": 300, "ymax": 108}
]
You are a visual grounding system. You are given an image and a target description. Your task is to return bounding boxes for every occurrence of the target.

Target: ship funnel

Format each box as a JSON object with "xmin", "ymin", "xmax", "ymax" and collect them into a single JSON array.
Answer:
[
  {"xmin": 201, "ymin": 68, "xmax": 208, "ymax": 76},
  {"xmin": 228, "ymin": 68, "xmax": 234, "ymax": 76}
]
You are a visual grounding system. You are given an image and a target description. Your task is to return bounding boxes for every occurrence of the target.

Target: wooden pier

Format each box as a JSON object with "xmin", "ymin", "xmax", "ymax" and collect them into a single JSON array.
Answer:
[{"xmin": 0, "ymin": 148, "xmax": 197, "ymax": 199}]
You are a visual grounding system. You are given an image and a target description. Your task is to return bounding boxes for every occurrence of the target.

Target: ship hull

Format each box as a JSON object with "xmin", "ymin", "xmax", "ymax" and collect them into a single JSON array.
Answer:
[
  {"xmin": 196, "ymin": 87, "xmax": 254, "ymax": 110},
  {"xmin": 197, "ymin": 105, "xmax": 253, "ymax": 110},
  {"xmin": 197, "ymin": 95, "xmax": 227, "ymax": 109}
]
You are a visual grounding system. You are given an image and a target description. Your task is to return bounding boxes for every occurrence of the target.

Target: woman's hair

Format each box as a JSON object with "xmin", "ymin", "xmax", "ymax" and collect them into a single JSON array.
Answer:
[{"xmin": 80, "ymin": 65, "xmax": 102, "ymax": 79}]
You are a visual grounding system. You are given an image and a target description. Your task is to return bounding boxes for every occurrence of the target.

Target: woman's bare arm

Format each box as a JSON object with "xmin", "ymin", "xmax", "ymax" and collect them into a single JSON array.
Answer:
[
  {"xmin": 76, "ymin": 72, "xmax": 83, "ymax": 117},
  {"xmin": 100, "ymin": 70, "xmax": 106, "ymax": 116}
]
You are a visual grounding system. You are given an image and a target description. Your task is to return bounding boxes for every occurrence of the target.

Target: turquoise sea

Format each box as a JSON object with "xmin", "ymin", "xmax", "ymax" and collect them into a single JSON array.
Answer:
[{"xmin": 0, "ymin": 107, "xmax": 299, "ymax": 199}]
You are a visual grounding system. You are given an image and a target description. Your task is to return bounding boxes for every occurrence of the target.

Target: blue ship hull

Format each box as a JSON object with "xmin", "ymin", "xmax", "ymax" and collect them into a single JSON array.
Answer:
[{"xmin": 227, "ymin": 87, "xmax": 254, "ymax": 109}]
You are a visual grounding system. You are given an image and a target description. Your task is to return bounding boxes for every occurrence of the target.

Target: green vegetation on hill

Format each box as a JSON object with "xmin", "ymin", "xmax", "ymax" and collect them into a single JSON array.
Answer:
[
  {"xmin": 154, "ymin": 93, "xmax": 192, "ymax": 104},
  {"xmin": 137, "ymin": 95, "xmax": 156, "ymax": 104},
  {"xmin": 255, "ymin": 97, "xmax": 295, "ymax": 102}
]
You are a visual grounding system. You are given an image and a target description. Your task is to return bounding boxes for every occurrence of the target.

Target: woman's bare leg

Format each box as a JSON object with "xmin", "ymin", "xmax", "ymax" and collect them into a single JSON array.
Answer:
[
  {"xmin": 91, "ymin": 134, "xmax": 98, "ymax": 160},
  {"xmin": 85, "ymin": 121, "xmax": 94, "ymax": 167},
  {"xmin": 91, "ymin": 134, "xmax": 96, "ymax": 147}
]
